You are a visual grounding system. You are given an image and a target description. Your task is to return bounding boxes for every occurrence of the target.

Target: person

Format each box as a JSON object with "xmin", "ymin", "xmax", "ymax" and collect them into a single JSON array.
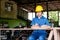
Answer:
[{"xmin": 28, "ymin": 5, "xmax": 51, "ymax": 40}]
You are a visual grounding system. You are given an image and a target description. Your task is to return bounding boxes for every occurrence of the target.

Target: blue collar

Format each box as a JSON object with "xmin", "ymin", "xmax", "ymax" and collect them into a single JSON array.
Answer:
[{"xmin": 36, "ymin": 16, "xmax": 44, "ymax": 19}]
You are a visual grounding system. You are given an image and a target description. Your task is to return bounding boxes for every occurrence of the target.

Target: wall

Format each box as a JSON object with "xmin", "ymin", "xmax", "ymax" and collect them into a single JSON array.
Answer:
[
  {"xmin": 0, "ymin": 0, "xmax": 17, "ymax": 19},
  {"xmin": 0, "ymin": 0, "xmax": 29, "ymax": 28},
  {"xmin": 18, "ymin": 9, "xmax": 28, "ymax": 19}
]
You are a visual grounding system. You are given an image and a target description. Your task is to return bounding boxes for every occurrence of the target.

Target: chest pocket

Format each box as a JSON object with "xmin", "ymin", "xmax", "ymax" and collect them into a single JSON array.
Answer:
[{"xmin": 36, "ymin": 19, "xmax": 46, "ymax": 26}]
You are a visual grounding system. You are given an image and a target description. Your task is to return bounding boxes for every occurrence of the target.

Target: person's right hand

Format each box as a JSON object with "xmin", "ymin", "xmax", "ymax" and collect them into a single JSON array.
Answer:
[
  {"xmin": 31, "ymin": 25, "xmax": 40, "ymax": 29},
  {"xmin": 41, "ymin": 25, "xmax": 51, "ymax": 29}
]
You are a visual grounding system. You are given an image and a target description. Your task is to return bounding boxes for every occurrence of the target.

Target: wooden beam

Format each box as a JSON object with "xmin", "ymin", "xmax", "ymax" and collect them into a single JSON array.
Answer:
[
  {"xmin": 0, "ymin": 27, "xmax": 60, "ymax": 30},
  {"xmin": 48, "ymin": 30, "xmax": 54, "ymax": 40}
]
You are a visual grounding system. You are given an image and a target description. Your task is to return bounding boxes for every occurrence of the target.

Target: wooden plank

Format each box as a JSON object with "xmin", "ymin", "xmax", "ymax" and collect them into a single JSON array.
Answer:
[
  {"xmin": 0, "ymin": 28, "xmax": 52, "ymax": 30},
  {"xmin": 54, "ymin": 29, "xmax": 58, "ymax": 40},
  {"xmin": 48, "ymin": 30, "xmax": 54, "ymax": 40},
  {"xmin": 59, "ymin": 31, "xmax": 60, "ymax": 40},
  {"xmin": 57, "ymin": 30, "xmax": 60, "ymax": 40},
  {"xmin": 54, "ymin": 27, "xmax": 60, "ymax": 30},
  {"xmin": 56, "ymin": 30, "xmax": 60, "ymax": 40}
]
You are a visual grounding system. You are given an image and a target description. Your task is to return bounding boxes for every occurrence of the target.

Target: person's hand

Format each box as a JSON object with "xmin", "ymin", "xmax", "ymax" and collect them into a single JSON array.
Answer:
[
  {"xmin": 31, "ymin": 25, "xmax": 40, "ymax": 29},
  {"xmin": 41, "ymin": 25, "xmax": 51, "ymax": 29},
  {"xmin": 24, "ymin": 27, "xmax": 27, "ymax": 29}
]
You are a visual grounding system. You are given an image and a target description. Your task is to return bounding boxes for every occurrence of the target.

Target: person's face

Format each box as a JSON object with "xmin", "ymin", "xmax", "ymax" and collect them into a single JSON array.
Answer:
[{"xmin": 36, "ymin": 12, "xmax": 42, "ymax": 17}]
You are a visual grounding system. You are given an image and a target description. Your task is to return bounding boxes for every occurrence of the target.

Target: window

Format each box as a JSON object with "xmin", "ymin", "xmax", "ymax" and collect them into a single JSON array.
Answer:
[
  {"xmin": 28, "ymin": 12, "xmax": 35, "ymax": 20},
  {"xmin": 43, "ymin": 11, "xmax": 47, "ymax": 18},
  {"xmin": 28, "ymin": 12, "xmax": 47, "ymax": 20},
  {"xmin": 48, "ymin": 11, "xmax": 58, "ymax": 27},
  {"xmin": 59, "ymin": 12, "xmax": 60, "ymax": 26},
  {"xmin": 5, "ymin": 2, "xmax": 13, "ymax": 12},
  {"xmin": 48, "ymin": 11, "xmax": 58, "ymax": 21}
]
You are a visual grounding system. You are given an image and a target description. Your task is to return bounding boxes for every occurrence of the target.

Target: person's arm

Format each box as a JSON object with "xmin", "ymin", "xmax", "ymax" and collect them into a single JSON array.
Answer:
[
  {"xmin": 45, "ymin": 19, "xmax": 51, "ymax": 26},
  {"xmin": 30, "ymin": 18, "xmax": 35, "ymax": 26},
  {"xmin": 41, "ymin": 19, "xmax": 51, "ymax": 28},
  {"xmin": 30, "ymin": 19, "xmax": 40, "ymax": 29}
]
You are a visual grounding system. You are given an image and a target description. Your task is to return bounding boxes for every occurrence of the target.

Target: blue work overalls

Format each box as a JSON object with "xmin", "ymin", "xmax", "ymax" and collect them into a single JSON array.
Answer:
[{"xmin": 28, "ymin": 16, "xmax": 50, "ymax": 40}]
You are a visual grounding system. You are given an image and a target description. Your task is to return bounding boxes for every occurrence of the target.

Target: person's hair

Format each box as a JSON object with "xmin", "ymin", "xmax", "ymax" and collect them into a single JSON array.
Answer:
[{"xmin": 35, "ymin": 12, "xmax": 43, "ymax": 14}]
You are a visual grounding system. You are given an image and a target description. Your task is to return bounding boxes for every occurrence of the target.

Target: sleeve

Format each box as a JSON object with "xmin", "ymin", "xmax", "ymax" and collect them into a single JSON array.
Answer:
[
  {"xmin": 30, "ymin": 18, "xmax": 35, "ymax": 26},
  {"xmin": 45, "ymin": 19, "xmax": 51, "ymax": 26}
]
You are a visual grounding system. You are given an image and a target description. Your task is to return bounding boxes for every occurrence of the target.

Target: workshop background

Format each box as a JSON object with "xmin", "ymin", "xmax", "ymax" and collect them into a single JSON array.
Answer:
[{"xmin": 0, "ymin": 0, "xmax": 60, "ymax": 40}]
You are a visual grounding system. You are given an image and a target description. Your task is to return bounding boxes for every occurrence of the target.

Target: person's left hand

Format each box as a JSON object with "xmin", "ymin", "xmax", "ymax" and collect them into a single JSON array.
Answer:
[
  {"xmin": 31, "ymin": 25, "xmax": 40, "ymax": 29},
  {"xmin": 41, "ymin": 25, "xmax": 51, "ymax": 29},
  {"xmin": 24, "ymin": 27, "xmax": 27, "ymax": 29}
]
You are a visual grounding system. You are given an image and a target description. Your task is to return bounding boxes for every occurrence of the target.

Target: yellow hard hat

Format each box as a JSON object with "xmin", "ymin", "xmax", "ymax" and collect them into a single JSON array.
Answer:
[{"xmin": 35, "ymin": 5, "xmax": 43, "ymax": 12}]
